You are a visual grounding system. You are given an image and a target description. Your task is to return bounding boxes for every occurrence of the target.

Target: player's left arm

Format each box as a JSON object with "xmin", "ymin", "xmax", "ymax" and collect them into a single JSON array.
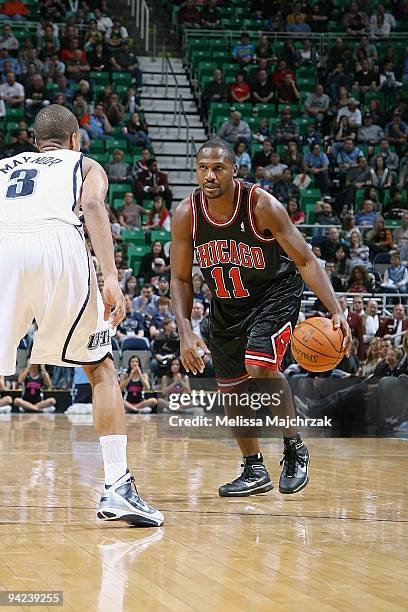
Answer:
[{"xmin": 253, "ymin": 190, "xmax": 352, "ymax": 354}]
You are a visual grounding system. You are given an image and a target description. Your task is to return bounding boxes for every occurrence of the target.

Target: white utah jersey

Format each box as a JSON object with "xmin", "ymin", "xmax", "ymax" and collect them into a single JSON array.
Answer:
[{"xmin": 0, "ymin": 149, "xmax": 84, "ymax": 226}]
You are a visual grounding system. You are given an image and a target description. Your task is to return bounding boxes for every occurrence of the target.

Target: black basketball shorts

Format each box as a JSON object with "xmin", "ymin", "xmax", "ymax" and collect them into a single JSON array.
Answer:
[{"xmin": 208, "ymin": 272, "xmax": 303, "ymax": 389}]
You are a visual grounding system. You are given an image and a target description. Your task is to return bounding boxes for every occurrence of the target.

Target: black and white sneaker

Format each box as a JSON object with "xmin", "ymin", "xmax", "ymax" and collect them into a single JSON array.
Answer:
[
  {"xmin": 218, "ymin": 460, "xmax": 273, "ymax": 497},
  {"xmin": 97, "ymin": 472, "xmax": 164, "ymax": 527},
  {"xmin": 279, "ymin": 435, "xmax": 310, "ymax": 494}
]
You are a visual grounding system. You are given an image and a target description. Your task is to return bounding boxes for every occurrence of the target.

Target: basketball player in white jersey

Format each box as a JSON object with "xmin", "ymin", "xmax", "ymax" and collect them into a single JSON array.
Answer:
[{"xmin": 0, "ymin": 105, "xmax": 163, "ymax": 527}]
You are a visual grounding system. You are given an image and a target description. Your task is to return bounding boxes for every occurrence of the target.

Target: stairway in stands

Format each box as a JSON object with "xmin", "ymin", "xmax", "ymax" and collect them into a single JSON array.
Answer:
[{"xmin": 139, "ymin": 56, "xmax": 207, "ymax": 209}]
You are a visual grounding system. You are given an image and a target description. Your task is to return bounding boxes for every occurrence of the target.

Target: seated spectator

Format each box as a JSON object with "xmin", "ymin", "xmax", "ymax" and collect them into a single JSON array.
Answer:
[
  {"xmin": 133, "ymin": 283, "xmax": 159, "ymax": 318},
  {"xmin": 376, "ymin": 304, "xmax": 408, "ymax": 347},
  {"xmin": 286, "ymin": 12, "xmax": 311, "ymax": 35},
  {"xmin": 253, "ymin": 116, "xmax": 271, "ymax": 143},
  {"xmin": 381, "ymin": 252, "xmax": 408, "ymax": 295},
  {"xmin": 337, "ymin": 97, "xmax": 362, "ymax": 129},
  {"xmin": 66, "ymin": 49, "xmax": 90, "ymax": 82},
  {"xmin": 352, "ymin": 59, "xmax": 378, "ymax": 97},
  {"xmin": 369, "ymin": 156, "xmax": 394, "ymax": 201},
  {"xmin": 202, "ymin": 69, "xmax": 227, "ymax": 116},
  {"xmin": 121, "ymin": 85, "xmax": 141, "ymax": 115},
  {"xmin": 370, "ymin": 3, "xmax": 396, "ymax": 32},
  {"xmin": 271, "ymin": 59, "xmax": 295, "ymax": 90},
  {"xmin": 273, "ymin": 167, "xmax": 301, "ymax": 203},
  {"xmin": 365, "ymin": 215, "xmax": 393, "ymax": 256},
  {"xmin": 0, "ymin": 0, "xmax": 29, "ymax": 21},
  {"xmin": 253, "ymin": 165, "xmax": 274, "ymax": 194},
  {"xmin": 296, "ymin": 38, "xmax": 319, "ymax": 66},
  {"xmin": 124, "ymin": 275, "xmax": 139, "ymax": 300},
  {"xmin": 321, "ymin": 227, "xmax": 349, "ymax": 260},
  {"xmin": 315, "ymin": 201, "xmax": 341, "ymax": 226},
  {"xmin": 192, "ymin": 273, "xmax": 205, "ymax": 304},
  {"xmin": 55, "ymin": 74, "xmax": 74, "ymax": 101},
  {"xmin": 94, "ymin": 6, "xmax": 113, "ymax": 35},
  {"xmin": 24, "ymin": 73, "xmax": 50, "ymax": 116},
  {"xmin": 229, "ymin": 72, "xmax": 251, "ymax": 104},
  {"xmin": 308, "ymin": 3, "xmax": 329, "ymax": 33},
  {"xmin": 326, "ymin": 62, "xmax": 352, "ymax": 100},
  {"xmin": 14, "ymin": 363, "xmax": 56, "ymax": 413},
  {"xmin": 150, "ymin": 319, "xmax": 180, "ymax": 379},
  {"xmin": 60, "ymin": 37, "xmax": 85, "ymax": 64},
  {"xmin": 252, "ymin": 138, "xmax": 273, "ymax": 169},
  {"xmin": 106, "ymin": 149, "xmax": 132, "ymax": 185},
  {"xmin": 355, "ymin": 198, "xmax": 378, "ymax": 226},
  {"xmin": 354, "ymin": 35, "xmax": 378, "ymax": 65},
  {"xmin": 136, "ymin": 160, "xmax": 172, "ymax": 210},
  {"xmin": 178, "ymin": 0, "xmax": 200, "ymax": 29},
  {"xmin": 143, "ymin": 194, "xmax": 171, "ymax": 232},
  {"xmin": 278, "ymin": 37, "xmax": 299, "ymax": 70},
  {"xmin": 304, "ymin": 84, "xmax": 330, "ymax": 126},
  {"xmin": 0, "ymin": 70, "xmax": 24, "ymax": 107},
  {"xmin": 159, "ymin": 358, "xmax": 191, "ymax": 410},
  {"xmin": 87, "ymin": 41, "xmax": 111, "ymax": 72},
  {"xmin": 370, "ymin": 138, "xmax": 399, "ymax": 173},
  {"xmin": 43, "ymin": 53, "xmax": 65, "ymax": 81},
  {"xmin": 138, "ymin": 243, "xmax": 168, "ymax": 284},
  {"xmin": 283, "ymin": 141, "xmax": 303, "ymax": 175},
  {"xmin": 120, "ymin": 355, "xmax": 158, "ymax": 415},
  {"xmin": 334, "ymin": 245, "xmax": 354, "ymax": 285},
  {"xmin": 370, "ymin": 13, "xmax": 391, "ymax": 38},
  {"xmin": 380, "ymin": 61, "xmax": 403, "ymax": 98},
  {"xmin": 357, "ymin": 114, "xmax": 384, "ymax": 147},
  {"xmin": 0, "ymin": 23, "xmax": 18, "ymax": 50},
  {"xmin": 385, "ymin": 112, "xmax": 407, "ymax": 155},
  {"xmin": 324, "ymin": 261, "xmax": 344, "ymax": 292},
  {"xmin": 349, "ymin": 229, "xmax": 371, "ymax": 268},
  {"xmin": 132, "ymin": 147, "xmax": 151, "ymax": 176},
  {"xmin": 248, "ymin": 58, "xmax": 270, "ymax": 87},
  {"xmin": 111, "ymin": 41, "xmax": 142, "ymax": 90},
  {"xmin": 303, "ymin": 123, "xmax": 321, "ymax": 147},
  {"xmin": 8, "ymin": 127, "xmax": 36, "ymax": 155},
  {"xmin": 276, "ymin": 108, "xmax": 300, "ymax": 144},
  {"xmin": 336, "ymin": 137, "xmax": 362, "ymax": 177},
  {"xmin": 217, "ymin": 111, "xmax": 251, "ymax": 146},
  {"xmin": 393, "ymin": 211, "xmax": 408, "ymax": 262},
  {"xmin": 397, "ymin": 153, "xmax": 408, "ymax": 191},
  {"xmin": 232, "ymin": 32, "xmax": 255, "ymax": 67},
  {"xmin": 329, "ymin": 116, "xmax": 356, "ymax": 160},
  {"xmin": 103, "ymin": 92, "xmax": 124, "ymax": 126},
  {"xmin": 234, "ymin": 140, "xmax": 251, "ymax": 172},
  {"xmin": 363, "ymin": 302, "xmax": 382, "ymax": 345},
  {"xmin": 251, "ymin": 68, "xmax": 274, "ymax": 105},
  {"xmin": 346, "ymin": 11, "xmax": 367, "ymax": 37},
  {"xmin": 277, "ymin": 74, "xmax": 300, "ymax": 105},
  {"xmin": 255, "ymin": 35, "xmax": 273, "ymax": 62},
  {"xmin": 303, "ymin": 142, "xmax": 330, "ymax": 194},
  {"xmin": 347, "ymin": 264, "xmax": 373, "ymax": 293},
  {"xmin": 122, "ymin": 111, "xmax": 151, "ymax": 148},
  {"xmin": 106, "ymin": 18, "xmax": 129, "ymax": 49},
  {"xmin": 264, "ymin": 151, "xmax": 288, "ymax": 182},
  {"xmin": 345, "ymin": 155, "xmax": 371, "ymax": 208},
  {"xmin": 149, "ymin": 297, "xmax": 175, "ymax": 339},
  {"xmin": 115, "ymin": 295, "xmax": 148, "ymax": 347},
  {"xmin": 287, "ymin": 198, "xmax": 305, "ymax": 225},
  {"xmin": 200, "ymin": 0, "xmax": 221, "ymax": 29},
  {"xmin": 150, "ymin": 259, "xmax": 170, "ymax": 287},
  {"xmin": 82, "ymin": 101, "xmax": 113, "ymax": 139},
  {"xmin": 84, "ymin": 19, "xmax": 103, "ymax": 51}
]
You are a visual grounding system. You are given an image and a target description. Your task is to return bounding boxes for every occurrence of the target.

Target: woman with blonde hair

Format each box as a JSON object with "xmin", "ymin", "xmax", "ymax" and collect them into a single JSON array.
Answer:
[{"xmin": 359, "ymin": 337, "xmax": 382, "ymax": 376}]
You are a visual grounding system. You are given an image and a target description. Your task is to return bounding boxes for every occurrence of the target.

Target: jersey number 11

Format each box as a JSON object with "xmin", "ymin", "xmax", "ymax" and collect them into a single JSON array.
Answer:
[{"xmin": 210, "ymin": 266, "xmax": 249, "ymax": 299}]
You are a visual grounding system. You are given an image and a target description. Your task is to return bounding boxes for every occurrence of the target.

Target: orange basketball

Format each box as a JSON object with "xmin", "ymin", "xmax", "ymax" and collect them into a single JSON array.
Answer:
[{"xmin": 291, "ymin": 317, "xmax": 344, "ymax": 372}]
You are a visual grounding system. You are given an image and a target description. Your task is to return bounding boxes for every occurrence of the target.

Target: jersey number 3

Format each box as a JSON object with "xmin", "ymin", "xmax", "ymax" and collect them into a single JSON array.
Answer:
[
  {"xmin": 6, "ymin": 169, "xmax": 39, "ymax": 199},
  {"xmin": 211, "ymin": 266, "xmax": 249, "ymax": 299}
]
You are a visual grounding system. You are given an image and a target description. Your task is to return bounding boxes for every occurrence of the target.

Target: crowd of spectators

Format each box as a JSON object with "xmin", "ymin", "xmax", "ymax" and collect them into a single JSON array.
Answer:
[{"xmin": 0, "ymin": 1, "xmax": 407, "ymax": 428}]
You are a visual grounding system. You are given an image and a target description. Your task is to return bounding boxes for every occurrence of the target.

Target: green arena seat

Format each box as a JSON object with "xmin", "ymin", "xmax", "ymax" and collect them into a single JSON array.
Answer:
[
  {"xmin": 150, "ymin": 230, "xmax": 171, "ymax": 244},
  {"xmin": 122, "ymin": 230, "xmax": 146, "ymax": 245}
]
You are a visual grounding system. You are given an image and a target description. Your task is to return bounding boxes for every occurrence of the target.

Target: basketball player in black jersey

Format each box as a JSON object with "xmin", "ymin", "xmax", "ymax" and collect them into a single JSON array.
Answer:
[{"xmin": 171, "ymin": 139, "xmax": 352, "ymax": 497}]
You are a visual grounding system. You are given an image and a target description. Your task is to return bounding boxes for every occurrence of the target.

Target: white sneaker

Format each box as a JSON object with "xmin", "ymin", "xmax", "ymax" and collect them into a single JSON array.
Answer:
[{"xmin": 0, "ymin": 404, "xmax": 12, "ymax": 414}]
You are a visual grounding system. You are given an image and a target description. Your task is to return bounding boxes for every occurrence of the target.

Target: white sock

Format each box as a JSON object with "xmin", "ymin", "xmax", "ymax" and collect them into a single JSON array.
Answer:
[{"xmin": 100, "ymin": 435, "xmax": 128, "ymax": 486}]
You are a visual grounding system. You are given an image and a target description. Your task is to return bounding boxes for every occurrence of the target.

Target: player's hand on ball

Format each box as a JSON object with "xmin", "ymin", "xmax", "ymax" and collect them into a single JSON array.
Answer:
[
  {"xmin": 181, "ymin": 333, "xmax": 210, "ymax": 375},
  {"xmin": 102, "ymin": 277, "xmax": 126, "ymax": 327},
  {"xmin": 332, "ymin": 312, "xmax": 352, "ymax": 357}
]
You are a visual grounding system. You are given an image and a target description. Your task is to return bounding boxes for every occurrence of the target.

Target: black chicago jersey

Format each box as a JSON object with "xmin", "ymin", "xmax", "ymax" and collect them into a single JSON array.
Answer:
[{"xmin": 190, "ymin": 180, "xmax": 303, "ymax": 385}]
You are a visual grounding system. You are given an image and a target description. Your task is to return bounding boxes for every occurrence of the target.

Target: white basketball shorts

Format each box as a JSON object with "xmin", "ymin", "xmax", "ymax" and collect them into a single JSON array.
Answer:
[{"xmin": 0, "ymin": 221, "xmax": 112, "ymax": 375}]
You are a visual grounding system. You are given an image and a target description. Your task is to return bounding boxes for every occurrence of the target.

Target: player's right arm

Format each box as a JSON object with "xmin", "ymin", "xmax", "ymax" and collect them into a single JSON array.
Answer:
[
  {"xmin": 170, "ymin": 199, "xmax": 210, "ymax": 375},
  {"xmin": 81, "ymin": 157, "xmax": 125, "ymax": 327}
]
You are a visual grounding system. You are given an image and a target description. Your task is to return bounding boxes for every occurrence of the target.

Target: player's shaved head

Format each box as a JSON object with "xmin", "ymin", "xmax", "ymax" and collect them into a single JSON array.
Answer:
[
  {"xmin": 197, "ymin": 139, "xmax": 236, "ymax": 165},
  {"xmin": 34, "ymin": 104, "xmax": 79, "ymax": 146}
]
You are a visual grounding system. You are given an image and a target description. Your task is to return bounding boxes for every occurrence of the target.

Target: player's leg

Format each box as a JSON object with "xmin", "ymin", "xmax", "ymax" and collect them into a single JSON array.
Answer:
[
  {"xmin": 124, "ymin": 398, "xmax": 157, "ymax": 413},
  {"xmin": 84, "ymin": 358, "xmax": 163, "ymax": 527},
  {"xmin": 245, "ymin": 273, "xmax": 309, "ymax": 494},
  {"xmin": 209, "ymin": 330, "xmax": 273, "ymax": 497}
]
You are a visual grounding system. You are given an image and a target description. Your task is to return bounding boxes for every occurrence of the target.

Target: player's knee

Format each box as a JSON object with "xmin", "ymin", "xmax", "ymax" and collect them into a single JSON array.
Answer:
[
  {"xmin": 246, "ymin": 364, "xmax": 283, "ymax": 379},
  {"xmin": 84, "ymin": 356, "xmax": 116, "ymax": 386}
]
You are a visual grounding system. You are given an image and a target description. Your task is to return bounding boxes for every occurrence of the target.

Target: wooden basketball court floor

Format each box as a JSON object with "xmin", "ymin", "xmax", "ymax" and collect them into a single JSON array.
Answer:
[{"xmin": 0, "ymin": 414, "xmax": 407, "ymax": 612}]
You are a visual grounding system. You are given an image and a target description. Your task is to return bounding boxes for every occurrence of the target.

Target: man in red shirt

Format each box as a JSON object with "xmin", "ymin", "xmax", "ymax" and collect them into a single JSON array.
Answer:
[{"xmin": 271, "ymin": 60, "xmax": 295, "ymax": 90}]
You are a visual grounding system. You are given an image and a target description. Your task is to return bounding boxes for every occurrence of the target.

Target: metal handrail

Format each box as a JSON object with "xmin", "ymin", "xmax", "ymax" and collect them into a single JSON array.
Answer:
[
  {"xmin": 302, "ymin": 291, "xmax": 408, "ymax": 317},
  {"xmin": 161, "ymin": 55, "xmax": 180, "ymax": 122},
  {"xmin": 128, "ymin": 0, "xmax": 150, "ymax": 52}
]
